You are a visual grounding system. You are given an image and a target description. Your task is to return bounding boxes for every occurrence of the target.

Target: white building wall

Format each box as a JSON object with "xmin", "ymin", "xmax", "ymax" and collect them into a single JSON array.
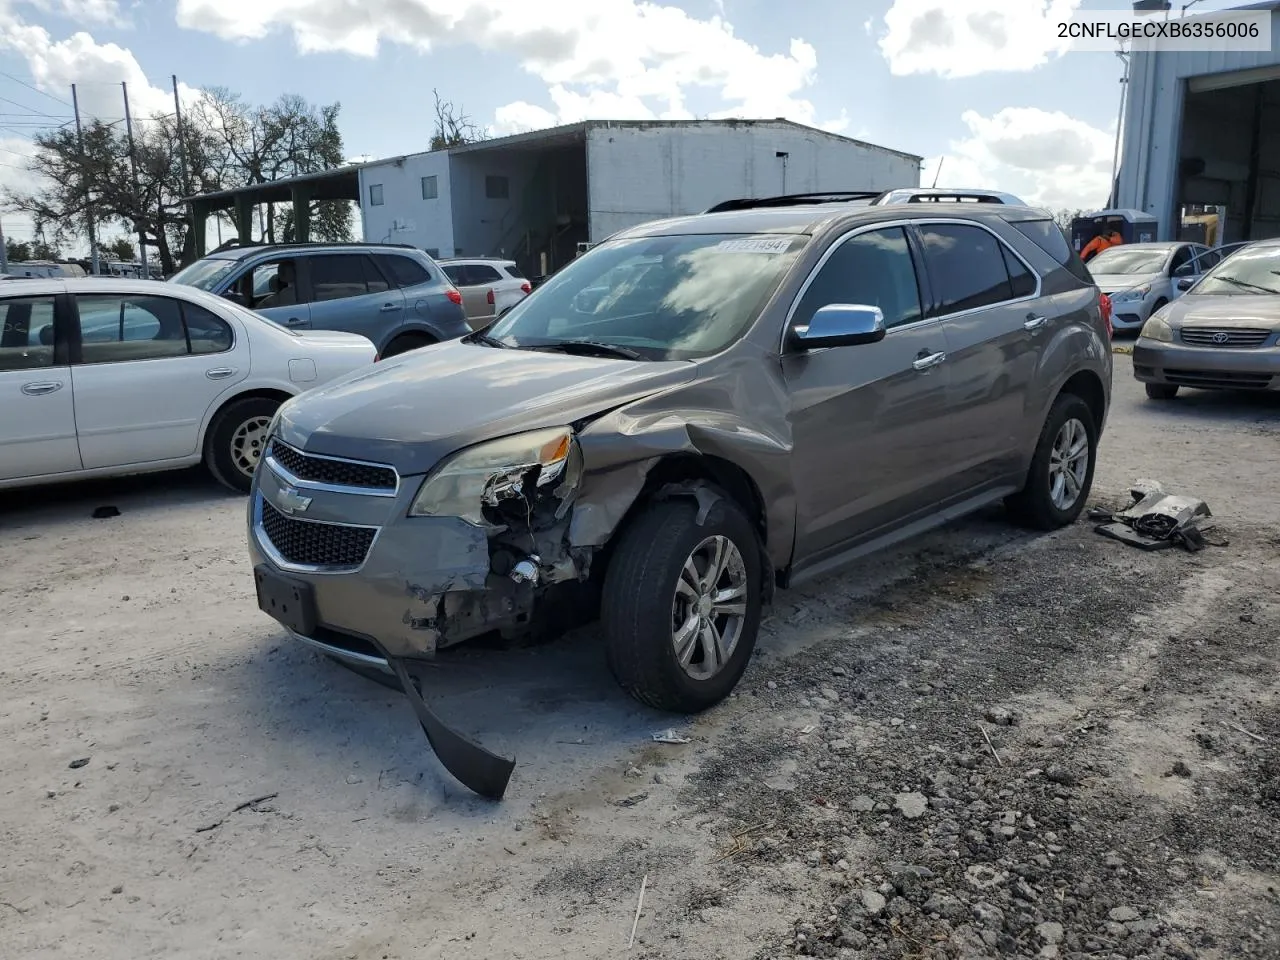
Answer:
[
  {"xmin": 1117, "ymin": 5, "xmax": 1280, "ymax": 240},
  {"xmin": 585, "ymin": 122, "xmax": 921, "ymax": 240},
  {"xmin": 357, "ymin": 152, "xmax": 454, "ymax": 256},
  {"xmin": 448, "ymin": 151, "xmax": 541, "ymax": 258}
]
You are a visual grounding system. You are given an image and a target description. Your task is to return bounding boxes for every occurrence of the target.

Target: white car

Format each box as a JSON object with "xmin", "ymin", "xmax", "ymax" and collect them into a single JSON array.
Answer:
[
  {"xmin": 1087, "ymin": 241, "xmax": 1219, "ymax": 333},
  {"xmin": 0, "ymin": 277, "xmax": 376, "ymax": 493},
  {"xmin": 437, "ymin": 257, "xmax": 532, "ymax": 328}
]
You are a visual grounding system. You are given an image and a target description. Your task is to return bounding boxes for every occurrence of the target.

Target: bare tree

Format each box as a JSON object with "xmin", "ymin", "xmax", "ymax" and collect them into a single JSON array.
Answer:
[{"xmin": 429, "ymin": 89, "xmax": 485, "ymax": 150}]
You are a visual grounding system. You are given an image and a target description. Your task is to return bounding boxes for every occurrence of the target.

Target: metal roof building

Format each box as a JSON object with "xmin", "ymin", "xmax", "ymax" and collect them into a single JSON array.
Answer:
[{"xmin": 1116, "ymin": 1, "xmax": 1280, "ymax": 242}]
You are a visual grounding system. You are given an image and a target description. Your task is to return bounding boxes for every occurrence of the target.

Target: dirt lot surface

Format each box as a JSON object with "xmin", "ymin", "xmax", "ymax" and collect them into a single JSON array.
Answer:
[{"xmin": 2, "ymin": 373, "xmax": 1279, "ymax": 960}]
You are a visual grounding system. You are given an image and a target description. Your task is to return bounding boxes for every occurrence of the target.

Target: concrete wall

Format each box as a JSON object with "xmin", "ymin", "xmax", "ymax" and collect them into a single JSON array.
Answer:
[
  {"xmin": 1117, "ymin": 7, "xmax": 1280, "ymax": 240},
  {"xmin": 584, "ymin": 122, "xmax": 921, "ymax": 240},
  {"xmin": 448, "ymin": 151, "xmax": 540, "ymax": 258},
  {"xmin": 357, "ymin": 151, "xmax": 453, "ymax": 255}
]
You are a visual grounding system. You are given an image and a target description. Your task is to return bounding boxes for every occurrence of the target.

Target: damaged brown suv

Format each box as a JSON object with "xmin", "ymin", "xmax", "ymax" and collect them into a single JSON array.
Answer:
[{"xmin": 250, "ymin": 196, "xmax": 1111, "ymax": 716}]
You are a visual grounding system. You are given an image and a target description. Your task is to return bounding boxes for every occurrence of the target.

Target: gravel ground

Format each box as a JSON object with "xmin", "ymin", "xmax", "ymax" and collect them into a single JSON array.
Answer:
[{"xmin": 1, "ymin": 371, "xmax": 1278, "ymax": 959}]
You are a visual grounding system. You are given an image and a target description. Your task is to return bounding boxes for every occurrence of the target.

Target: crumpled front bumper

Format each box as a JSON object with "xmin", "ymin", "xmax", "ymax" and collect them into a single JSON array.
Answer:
[{"xmin": 248, "ymin": 445, "xmax": 538, "ymax": 668}]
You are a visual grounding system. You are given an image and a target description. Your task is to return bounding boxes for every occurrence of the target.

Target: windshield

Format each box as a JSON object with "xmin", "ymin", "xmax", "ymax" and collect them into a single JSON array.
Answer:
[
  {"xmin": 484, "ymin": 233, "xmax": 806, "ymax": 361},
  {"xmin": 1087, "ymin": 248, "xmax": 1169, "ymax": 275},
  {"xmin": 168, "ymin": 256, "xmax": 240, "ymax": 292},
  {"xmin": 1192, "ymin": 244, "xmax": 1280, "ymax": 296}
]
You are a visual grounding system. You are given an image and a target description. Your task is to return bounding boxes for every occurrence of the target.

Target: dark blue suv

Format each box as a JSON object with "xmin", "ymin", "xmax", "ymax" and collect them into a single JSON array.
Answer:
[{"xmin": 169, "ymin": 242, "xmax": 470, "ymax": 358}]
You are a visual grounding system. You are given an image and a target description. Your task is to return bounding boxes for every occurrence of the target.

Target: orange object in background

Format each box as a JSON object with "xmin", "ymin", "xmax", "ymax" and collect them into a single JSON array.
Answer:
[{"xmin": 1080, "ymin": 230, "xmax": 1124, "ymax": 263}]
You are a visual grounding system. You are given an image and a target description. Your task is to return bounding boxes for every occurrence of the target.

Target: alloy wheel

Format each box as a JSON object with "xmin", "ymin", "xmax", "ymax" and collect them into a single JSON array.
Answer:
[
  {"xmin": 670, "ymin": 535, "xmax": 749, "ymax": 682},
  {"xmin": 1048, "ymin": 417, "xmax": 1090, "ymax": 511}
]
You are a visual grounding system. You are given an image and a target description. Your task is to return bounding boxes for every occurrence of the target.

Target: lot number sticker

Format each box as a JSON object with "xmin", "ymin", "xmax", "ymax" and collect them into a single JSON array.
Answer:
[{"xmin": 716, "ymin": 237, "xmax": 793, "ymax": 254}]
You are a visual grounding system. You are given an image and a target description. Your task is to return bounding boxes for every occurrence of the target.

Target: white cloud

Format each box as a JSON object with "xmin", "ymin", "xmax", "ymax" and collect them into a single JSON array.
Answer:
[
  {"xmin": 27, "ymin": 0, "xmax": 123, "ymax": 24},
  {"xmin": 930, "ymin": 106, "xmax": 1114, "ymax": 211},
  {"xmin": 174, "ymin": 0, "xmax": 837, "ymax": 132},
  {"xmin": 820, "ymin": 109, "xmax": 850, "ymax": 135},
  {"xmin": 878, "ymin": 0, "xmax": 1082, "ymax": 79}
]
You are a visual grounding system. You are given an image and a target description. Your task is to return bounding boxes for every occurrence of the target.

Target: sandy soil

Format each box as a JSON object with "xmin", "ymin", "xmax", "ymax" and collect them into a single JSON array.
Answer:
[{"xmin": 1, "ymin": 373, "xmax": 1277, "ymax": 960}]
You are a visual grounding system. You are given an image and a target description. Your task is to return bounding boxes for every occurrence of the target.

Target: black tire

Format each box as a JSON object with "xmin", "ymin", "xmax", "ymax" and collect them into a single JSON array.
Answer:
[
  {"xmin": 601, "ymin": 493, "xmax": 763, "ymax": 713},
  {"xmin": 1004, "ymin": 392, "xmax": 1098, "ymax": 531},
  {"xmin": 1145, "ymin": 383, "xmax": 1179, "ymax": 400},
  {"xmin": 1150, "ymin": 298, "xmax": 1168, "ymax": 314},
  {"xmin": 382, "ymin": 333, "xmax": 437, "ymax": 358},
  {"xmin": 204, "ymin": 396, "xmax": 282, "ymax": 493}
]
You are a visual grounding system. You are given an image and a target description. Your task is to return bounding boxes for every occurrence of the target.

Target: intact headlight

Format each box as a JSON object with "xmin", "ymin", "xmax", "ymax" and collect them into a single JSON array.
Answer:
[
  {"xmin": 408, "ymin": 427, "xmax": 578, "ymax": 525},
  {"xmin": 1110, "ymin": 284, "xmax": 1151, "ymax": 304},
  {"xmin": 1140, "ymin": 316, "xmax": 1174, "ymax": 343}
]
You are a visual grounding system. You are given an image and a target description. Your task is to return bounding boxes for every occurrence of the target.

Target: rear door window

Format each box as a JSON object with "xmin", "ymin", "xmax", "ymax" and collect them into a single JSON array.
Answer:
[
  {"xmin": 310, "ymin": 254, "xmax": 375, "ymax": 302},
  {"xmin": 1009, "ymin": 218, "xmax": 1093, "ymax": 284},
  {"xmin": 440, "ymin": 264, "xmax": 467, "ymax": 286},
  {"xmin": 0, "ymin": 296, "xmax": 57, "ymax": 370},
  {"xmin": 468, "ymin": 264, "xmax": 504, "ymax": 284},
  {"xmin": 916, "ymin": 223, "xmax": 1027, "ymax": 315},
  {"xmin": 376, "ymin": 254, "xmax": 432, "ymax": 287}
]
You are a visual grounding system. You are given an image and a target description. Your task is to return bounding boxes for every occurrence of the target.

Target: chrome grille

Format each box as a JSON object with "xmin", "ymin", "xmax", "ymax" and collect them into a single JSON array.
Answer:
[
  {"xmin": 266, "ymin": 439, "xmax": 397, "ymax": 492},
  {"xmin": 1179, "ymin": 327, "xmax": 1272, "ymax": 348},
  {"xmin": 258, "ymin": 498, "xmax": 377, "ymax": 569}
]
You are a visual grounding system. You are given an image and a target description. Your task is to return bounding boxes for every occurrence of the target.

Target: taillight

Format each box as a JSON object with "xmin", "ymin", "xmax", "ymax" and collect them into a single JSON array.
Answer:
[
  {"xmin": 486, "ymin": 288, "xmax": 495, "ymax": 305},
  {"xmin": 446, "ymin": 288, "xmax": 462, "ymax": 305},
  {"xmin": 520, "ymin": 281, "xmax": 532, "ymax": 295},
  {"xmin": 1100, "ymin": 292, "xmax": 1113, "ymax": 339}
]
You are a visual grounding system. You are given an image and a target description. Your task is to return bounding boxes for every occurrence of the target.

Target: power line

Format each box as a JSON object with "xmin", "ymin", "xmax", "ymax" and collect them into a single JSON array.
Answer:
[
  {"xmin": 0, "ymin": 94, "xmax": 62, "ymax": 118},
  {"xmin": 0, "ymin": 70, "xmax": 72, "ymax": 108}
]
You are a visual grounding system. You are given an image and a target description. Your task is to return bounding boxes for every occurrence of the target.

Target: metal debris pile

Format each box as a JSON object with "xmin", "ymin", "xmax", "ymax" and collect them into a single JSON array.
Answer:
[{"xmin": 1089, "ymin": 479, "xmax": 1224, "ymax": 552}]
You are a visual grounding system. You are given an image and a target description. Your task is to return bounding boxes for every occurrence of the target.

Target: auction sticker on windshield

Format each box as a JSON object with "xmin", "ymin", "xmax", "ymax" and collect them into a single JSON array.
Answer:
[{"xmin": 716, "ymin": 237, "xmax": 794, "ymax": 254}]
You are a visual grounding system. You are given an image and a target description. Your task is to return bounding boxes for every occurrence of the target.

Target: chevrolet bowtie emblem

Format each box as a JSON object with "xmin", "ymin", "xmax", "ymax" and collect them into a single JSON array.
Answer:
[{"xmin": 276, "ymin": 484, "xmax": 313, "ymax": 515}]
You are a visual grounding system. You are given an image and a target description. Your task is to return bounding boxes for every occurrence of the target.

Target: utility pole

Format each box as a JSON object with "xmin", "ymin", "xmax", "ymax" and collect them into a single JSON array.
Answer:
[
  {"xmin": 121, "ymin": 81, "xmax": 149, "ymax": 275},
  {"xmin": 0, "ymin": 216, "xmax": 8, "ymax": 275},
  {"xmin": 1110, "ymin": 47, "xmax": 1131, "ymax": 209},
  {"xmin": 72, "ymin": 83, "xmax": 100, "ymax": 276}
]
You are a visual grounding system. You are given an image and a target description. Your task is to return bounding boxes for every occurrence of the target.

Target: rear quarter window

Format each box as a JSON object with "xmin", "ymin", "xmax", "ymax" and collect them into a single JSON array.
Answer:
[
  {"xmin": 1010, "ymin": 219, "xmax": 1092, "ymax": 284},
  {"xmin": 503, "ymin": 264, "xmax": 526, "ymax": 279},
  {"xmin": 376, "ymin": 254, "xmax": 432, "ymax": 287}
]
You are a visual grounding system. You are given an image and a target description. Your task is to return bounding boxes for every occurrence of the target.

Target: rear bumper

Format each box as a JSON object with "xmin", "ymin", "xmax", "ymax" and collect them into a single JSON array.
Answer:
[{"xmin": 1132, "ymin": 339, "xmax": 1280, "ymax": 390}]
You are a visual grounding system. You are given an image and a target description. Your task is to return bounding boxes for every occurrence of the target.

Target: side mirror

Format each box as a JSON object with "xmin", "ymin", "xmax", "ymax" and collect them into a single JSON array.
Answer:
[
  {"xmin": 222, "ymin": 289, "xmax": 247, "ymax": 306},
  {"xmin": 791, "ymin": 304, "xmax": 886, "ymax": 350},
  {"xmin": 1176, "ymin": 276, "xmax": 1195, "ymax": 292},
  {"xmin": 1173, "ymin": 262, "xmax": 1195, "ymax": 277}
]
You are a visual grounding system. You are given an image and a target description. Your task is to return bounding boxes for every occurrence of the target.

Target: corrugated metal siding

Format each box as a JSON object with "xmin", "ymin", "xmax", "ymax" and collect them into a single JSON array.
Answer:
[{"xmin": 1117, "ymin": 9, "xmax": 1280, "ymax": 237}]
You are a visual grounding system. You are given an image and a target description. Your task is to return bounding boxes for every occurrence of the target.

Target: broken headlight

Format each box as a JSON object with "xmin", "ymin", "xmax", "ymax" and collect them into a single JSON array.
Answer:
[
  {"xmin": 1140, "ymin": 316, "xmax": 1173, "ymax": 343},
  {"xmin": 408, "ymin": 427, "xmax": 577, "ymax": 525}
]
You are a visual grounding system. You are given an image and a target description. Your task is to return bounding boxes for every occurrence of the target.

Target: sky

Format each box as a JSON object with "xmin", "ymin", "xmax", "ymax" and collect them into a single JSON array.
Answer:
[{"xmin": 0, "ymin": 0, "xmax": 1247, "ymax": 253}]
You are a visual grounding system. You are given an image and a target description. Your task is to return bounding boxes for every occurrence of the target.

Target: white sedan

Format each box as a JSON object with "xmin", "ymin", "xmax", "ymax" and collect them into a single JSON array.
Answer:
[{"xmin": 0, "ymin": 277, "xmax": 377, "ymax": 493}]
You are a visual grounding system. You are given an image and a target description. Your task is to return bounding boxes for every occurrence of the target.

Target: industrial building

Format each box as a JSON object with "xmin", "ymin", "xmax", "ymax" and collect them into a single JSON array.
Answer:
[
  {"xmin": 1117, "ymin": 1, "xmax": 1280, "ymax": 243},
  {"xmin": 354, "ymin": 119, "xmax": 921, "ymax": 276}
]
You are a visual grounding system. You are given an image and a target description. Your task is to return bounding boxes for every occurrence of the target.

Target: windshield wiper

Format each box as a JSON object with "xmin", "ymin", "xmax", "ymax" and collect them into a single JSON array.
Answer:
[
  {"xmin": 520, "ymin": 339, "xmax": 646, "ymax": 361},
  {"xmin": 466, "ymin": 330, "xmax": 509, "ymax": 348},
  {"xmin": 1211, "ymin": 275, "xmax": 1280, "ymax": 295}
]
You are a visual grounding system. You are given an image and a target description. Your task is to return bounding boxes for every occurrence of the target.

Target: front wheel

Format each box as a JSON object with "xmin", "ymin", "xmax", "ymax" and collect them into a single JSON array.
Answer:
[
  {"xmin": 601, "ymin": 494, "xmax": 763, "ymax": 713},
  {"xmin": 382, "ymin": 333, "xmax": 437, "ymax": 358},
  {"xmin": 204, "ymin": 396, "xmax": 281, "ymax": 493},
  {"xmin": 1005, "ymin": 393, "xmax": 1098, "ymax": 531}
]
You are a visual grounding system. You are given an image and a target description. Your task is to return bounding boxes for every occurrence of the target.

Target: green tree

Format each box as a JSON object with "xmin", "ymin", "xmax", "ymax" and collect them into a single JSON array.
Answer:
[
  {"xmin": 5, "ymin": 238, "xmax": 30, "ymax": 262},
  {"xmin": 102, "ymin": 237, "xmax": 136, "ymax": 261}
]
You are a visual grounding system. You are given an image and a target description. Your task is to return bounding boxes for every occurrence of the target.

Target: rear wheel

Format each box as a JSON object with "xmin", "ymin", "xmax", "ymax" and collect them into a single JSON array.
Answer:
[
  {"xmin": 382, "ymin": 333, "xmax": 437, "ymax": 358},
  {"xmin": 204, "ymin": 396, "xmax": 282, "ymax": 493},
  {"xmin": 1145, "ymin": 383, "xmax": 1179, "ymax": 400},
  {"xmin": 1005, "ymin": 393, "xmax": 1097, "ymax": 531},
  {"xmin": 602, "ymin": 494, "xmax": 763, "ymax": 713}
]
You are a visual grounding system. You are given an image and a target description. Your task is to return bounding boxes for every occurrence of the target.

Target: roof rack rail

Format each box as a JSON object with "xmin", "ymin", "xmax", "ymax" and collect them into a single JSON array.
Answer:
[
  {"xmin": 703, "ymin": 191, "xmax": 883, "ymax": 214},
  {"xmin": 206, "ymin": 238, "xmax": 422, "ymax": 255}
]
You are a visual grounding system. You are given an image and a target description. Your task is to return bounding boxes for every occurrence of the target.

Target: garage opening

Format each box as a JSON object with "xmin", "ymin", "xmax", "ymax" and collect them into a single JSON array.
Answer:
[
  {"xmin": 449, "ymin": 131, "xmax": 589, "ymax": 279},
  {"xmin": 1177, "ymin": 69, "xmax": 1280, "ymax": 244}
]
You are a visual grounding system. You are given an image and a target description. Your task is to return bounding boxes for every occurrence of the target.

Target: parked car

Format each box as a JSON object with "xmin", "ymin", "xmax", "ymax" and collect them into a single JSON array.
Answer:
[
  {"xmin": 249, "ymin": 196, "xmax": 1110, "ymax": 712},
  {"xmin": 0, "ymin": 277, "xmax": 376, "ymax": 493},
  {"xmin": 437, "ymin": 257, "xmax": 532, "ymax": 329},
  {"xmin": 168, "ymin": 242, "xmax": 470, "ymax": 358},
  {"xmin": 1133, "ymin": 238, "xmax": 1280, "ymax": 399},
  {"xmin": 1086, "ymin": 241, "xmax": 1219, "ymax": 333},
  {"xmin": 871, "ymin": 187, "xmax": 1027, "ymax": 205}
]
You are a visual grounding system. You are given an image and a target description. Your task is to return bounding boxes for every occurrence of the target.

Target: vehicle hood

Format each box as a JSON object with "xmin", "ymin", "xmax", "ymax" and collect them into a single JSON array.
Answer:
[
  {"xmin": 275, "ymin": 338, "xmax": 698, "ymax": 474},
  {"xmin": 1092, "ymin": 272, "xmax": 1162, "ymax": 295},
  {"xmin": 1161, "ymin": 293, "xmax": 1280, "ymax": 328}
]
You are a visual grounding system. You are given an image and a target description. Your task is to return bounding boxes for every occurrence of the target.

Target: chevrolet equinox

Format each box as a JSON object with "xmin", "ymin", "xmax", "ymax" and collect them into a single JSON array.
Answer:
[{"xmin": 249, "ymin": 198, "xmax": 1111, "ymax": 714}]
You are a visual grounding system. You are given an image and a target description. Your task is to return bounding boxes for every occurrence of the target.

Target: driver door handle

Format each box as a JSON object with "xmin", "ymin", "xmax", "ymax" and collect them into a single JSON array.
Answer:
[
  {"xmin": 21, "ymin": 380, "xmax": 63, "ymax": 396},
  {"xmin": 285, "ymin": 316, "xmax": 307, "ymax": 326},
  {"xmin": 379, "ymin": 302, "xmax": 402, "ymax": 312},
  {"xmin": 1024, "ymin": 314, "xmax": 1049, "ymax": 332},
  {"xmin": 912, "ymin": 351, "xmax": 947, "ymax": 372},
  {"xmin": 206, "ymin": 367, "xmax": 237, "ymax": 380}
]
